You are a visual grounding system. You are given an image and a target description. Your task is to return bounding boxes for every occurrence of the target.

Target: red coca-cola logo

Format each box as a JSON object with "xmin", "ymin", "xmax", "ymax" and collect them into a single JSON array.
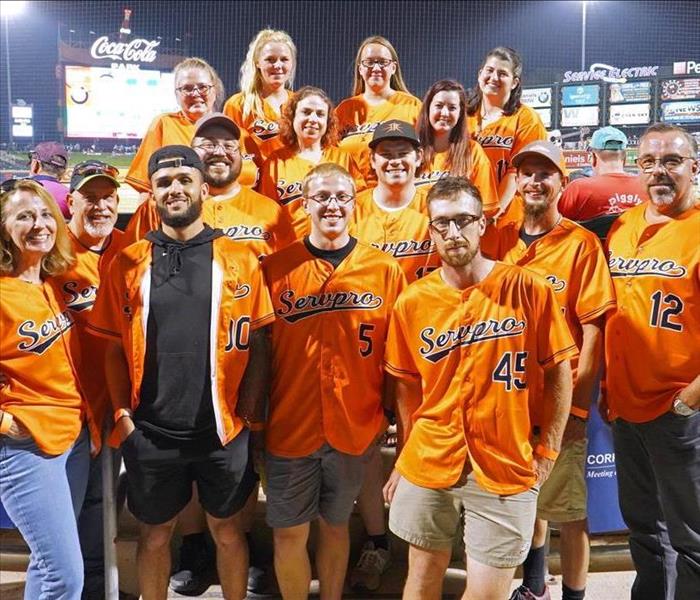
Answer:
[{"xmin": 90, "ymin": 36, "xmax": 160, "ymax": 63}]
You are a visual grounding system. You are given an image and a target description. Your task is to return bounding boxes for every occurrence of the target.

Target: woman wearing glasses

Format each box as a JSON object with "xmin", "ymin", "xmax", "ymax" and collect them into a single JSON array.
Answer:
[
  {"xmin": 336, "ymin": 36, "xmax": 421, "ymax": 186},
  {"xmin": 416, "ymin": 80, "xmax": 499, "ymax": 215},
  {"xmin": 0, "ymin": 179, "xmax": 96, "ymax": 599},
  {"xmin": 224, "ymin": 29, "xmax": 297, "ymax": 167},
  {"xmin": 258, "ymin": 86, "xmax": 364, "ymax": 238},
  {"xmin": 126, "ymin": 57, "xmax": 245, "ymax": 195},
  {"xmin": 466, "ymin": 47, "xmax": 547, "ymax": 224}
]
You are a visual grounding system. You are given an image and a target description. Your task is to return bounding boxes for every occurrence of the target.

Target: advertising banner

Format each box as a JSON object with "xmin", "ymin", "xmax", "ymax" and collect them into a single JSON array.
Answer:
[
  {"xmin": 561, "ymin": 106, "xmax": 599, "ymax": 127},
  {"xmin": 609, "ymin": 81, "xmax": 652, "ymax": 104},
  {"xmin": 534, "ymin": 107, "xmax": 552, "ymax": 128},
  {"xmin": 561, "ymin": 85, "xmax": 600, "ymax": 107},
  {"xmin": 661, "ymin": 100, "xmax": 700, "ymax": 123},
  {"xmin": 522, "ymin": 87, "xmax": 553, "ymax": 108},
  {"xmin": 660, "ymin": 78, "xmax": 700, "ymax": 101},
  {"xmin": 609, "ymin": 103, "xmax": 651, "ymax": 126}
]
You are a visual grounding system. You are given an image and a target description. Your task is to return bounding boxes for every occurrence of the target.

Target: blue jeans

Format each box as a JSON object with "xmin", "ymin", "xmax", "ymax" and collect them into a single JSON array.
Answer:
[
  {"xmin": 613, "ymin": 412, "xmax": 700, "ymax": 600},
  {"xmin": 0, "ymin": 427, "xmax": 90, "ymax": 600}
]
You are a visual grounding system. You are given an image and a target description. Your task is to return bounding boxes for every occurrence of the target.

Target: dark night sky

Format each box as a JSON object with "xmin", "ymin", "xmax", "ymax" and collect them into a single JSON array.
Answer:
[{"xmin": 1, "ymin": 1, "xmax": 699, "ymax": 141}]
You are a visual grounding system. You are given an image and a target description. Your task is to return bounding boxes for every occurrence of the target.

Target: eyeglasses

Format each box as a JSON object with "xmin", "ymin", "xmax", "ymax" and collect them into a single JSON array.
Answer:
[
  {"xmin": 636, "ymin": 155, "xmax": 696, "ymax": 173},
  {"xmin": 72, "ymin": 161, "xmax": 119, "ymax": 179},
  {"xmin": 308, "ymin": 192, "xmax": 355, "ymax": 206},
  {"xmin": 360, "ymin": 58, "xmax": 395, "ymax": 69},
  {"xmin": 429, "ymin": 214, "xmax": 481, "ymax": 237},
  {"xmin": 1, "ymin": 177, "xmax": 44, "ymax": 193},
  {"xmin": 194, "ymin": 141, "xmax": 240, "ymax": 154},
  {"xmin": 176, "ymin": 84, "xmax": 214, "ymax": 96}
]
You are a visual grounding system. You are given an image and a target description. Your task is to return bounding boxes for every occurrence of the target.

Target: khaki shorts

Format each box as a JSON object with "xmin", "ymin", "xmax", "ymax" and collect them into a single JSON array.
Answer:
[
  {"xmin": 388, "ymin": 472, "xmax": 538, "ymax": 568},
  {"xmin": 537, "ymin": 438, "xmax": 587, "ymax": 523}
]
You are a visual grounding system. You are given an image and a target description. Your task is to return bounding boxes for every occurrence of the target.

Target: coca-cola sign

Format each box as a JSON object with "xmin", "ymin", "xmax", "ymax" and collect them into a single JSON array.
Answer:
[{"xmin": 90, "ymin": 36, "xmax": 159, "ymax": 64}]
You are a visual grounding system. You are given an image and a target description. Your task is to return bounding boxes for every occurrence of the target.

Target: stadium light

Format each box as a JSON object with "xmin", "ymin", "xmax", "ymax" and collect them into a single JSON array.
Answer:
[
  {"xmin": 0, "ymin": 1, "xmax": 27, "ymax": 18},
  {"xmin": 2, "ymin": 1, "xmax": 27, "ymax": 149}
]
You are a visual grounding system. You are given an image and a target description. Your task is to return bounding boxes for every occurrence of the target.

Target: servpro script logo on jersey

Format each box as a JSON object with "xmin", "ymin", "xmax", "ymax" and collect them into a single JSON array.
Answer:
[
  {"xmin": 341, "ymin": 121, "xmax": 382, "ymax": 139},
  {"xmin": 370, "ymin": 239, "xmax": 434, "ymax": 259},
  {"xmin": 252, "ymin": 119, "xmax": 279, "ymax": 141},
  {"xmin": 17, "ymin": 310, "xmax": 75, "ymax": 355},
  {"xmin": 608, "ymin": 254, "xmax": 687, "ymax": 278},
  {"xmin": 473, "ymin": 133, "xmax": 514, "ymax": 150},
  {"xmin": 62, "ymin": 281, "xmax": 98, "ymax": 312},
  {"xmin": 419, "ymin": 316, "xmax": 526, "ymax": 363},
  {"xmin": 222, "ymin": 224, "xmax": 272, "ymax": 242},
  {"xmin": 277, "ymin": 289, "xmax": 383, "ymax": 323}
]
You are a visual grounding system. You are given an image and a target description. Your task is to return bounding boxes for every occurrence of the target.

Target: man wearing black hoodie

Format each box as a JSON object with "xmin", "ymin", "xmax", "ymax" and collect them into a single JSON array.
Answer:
[{"xmin": 88, "ymin": 145, "xmax": 274, "ymax": 600}]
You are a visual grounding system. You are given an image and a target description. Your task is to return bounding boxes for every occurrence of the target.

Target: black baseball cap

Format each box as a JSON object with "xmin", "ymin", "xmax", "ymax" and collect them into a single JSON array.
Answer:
[
  {"xmin": 369, "ymin": 119, "xmax": 420, "ymax": 149},
  {"xmin": 70, "ymin": 160, "xmax": 120, "ymax": 192},
  {"xmin": 193, "ymin": 112, "xmax": 241, "ymax": 139},
  {"xmin": 148, "ymin": 145, "xmax": 204, "ymax": 178}
]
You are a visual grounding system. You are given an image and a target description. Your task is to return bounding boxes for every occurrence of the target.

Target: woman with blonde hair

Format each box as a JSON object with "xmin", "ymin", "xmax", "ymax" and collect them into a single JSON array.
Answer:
[
  {"xmin": 416, "ymin": 79, "xmax": 498, "ymax": 214},
  {"xmin": 466, "ymin": 46, "xmax": 547, "ymax": 223},
  {"xmin": 224, "ymin": 29, "xmax": 297, "ymax": 165},
  {"xmin": 336, "ymin": 35, "xmax": 421, "ymax": 186},
  {"xmin": 0, "ymin": 179, "xmax": 98, "ymax": 599},
  {"xmin": 126, "ymin": 56, "xmax": 224, "ymax": 194},
  {"xmin": 259, "ymin": 86, "xmax": 364, "ymax": 238}
]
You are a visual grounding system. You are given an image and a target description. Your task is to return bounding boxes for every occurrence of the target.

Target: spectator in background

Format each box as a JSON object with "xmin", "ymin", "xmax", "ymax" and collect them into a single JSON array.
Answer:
[
  {"xmin": 28, "ymin": 141, "xmax": 70, "ymax": 220},
  {"xmin": 559, "ymin": 127, "xmax": 647, "ymax": 229}
]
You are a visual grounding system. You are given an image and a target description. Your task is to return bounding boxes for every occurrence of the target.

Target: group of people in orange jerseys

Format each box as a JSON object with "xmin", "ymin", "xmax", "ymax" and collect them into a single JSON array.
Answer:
[{"xmin": 1, "ymin": 25, "xmax": 699, "ymax": 600}]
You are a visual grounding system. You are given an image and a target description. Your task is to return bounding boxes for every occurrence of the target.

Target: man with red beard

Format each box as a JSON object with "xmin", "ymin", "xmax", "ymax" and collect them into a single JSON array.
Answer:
[
  {"xmin": 481, "ymin": 142, "xmax": 616, "ymax": 600},
  {"xmin": 383, "ymin": 176, "xmax": 576, "ymax": 600}
]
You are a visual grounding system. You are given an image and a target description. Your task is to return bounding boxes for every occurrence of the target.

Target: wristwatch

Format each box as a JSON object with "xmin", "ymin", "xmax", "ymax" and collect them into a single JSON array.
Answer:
[{"xmin": 672, "ymin": 394, "xmax": 697, "ymax": 417}]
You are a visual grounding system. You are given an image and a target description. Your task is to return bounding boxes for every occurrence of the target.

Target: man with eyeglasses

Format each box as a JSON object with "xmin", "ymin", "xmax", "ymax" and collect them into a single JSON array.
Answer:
[
  {"xmin": 479, "ymin": 141, "xmax": 615, "ymax": 600},
  {"xmin": 51, "ymin": 160, "xmax": 127, "ymax": 599},
  {"xmin": 383, "ymin": 176, "xmax": 576, "ymax": 600},
  {"xmin": 352, "ymin": 119, "xmax": 439, "ymax": 282},
  {"xmin": 604, "ymin": 123, "xmax": 700, "ymax": 599},
  {"xmin": 88, "ymin": 145, "xmax": 275, "ymax": 600},
  {"xmin": 558, "ymin": 127, "xmax": 647, "ymax": 241},
  {"xmin": 262, "ymin": 162, "xmax": 406, "ymax": 599}
]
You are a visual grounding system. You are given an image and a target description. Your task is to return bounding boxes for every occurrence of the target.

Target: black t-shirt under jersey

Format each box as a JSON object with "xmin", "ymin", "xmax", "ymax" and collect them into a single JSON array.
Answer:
[
  {"xmin": 303, "ymin": 235, "xmax": 357, "ymax": 268},
  {"xmin": 136, "ymin": 226, "xmax": 223, "ymax": 446}
]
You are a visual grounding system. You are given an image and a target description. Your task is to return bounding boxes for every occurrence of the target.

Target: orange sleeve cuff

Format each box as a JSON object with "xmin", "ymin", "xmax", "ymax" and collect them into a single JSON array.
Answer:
[
  {"xmin": 570, "ymin": 406, "xmax": 589, "ymax": 420},
  {"xmin": 534, "ymin": 443, "xmax": 560, "ymax": 461}
]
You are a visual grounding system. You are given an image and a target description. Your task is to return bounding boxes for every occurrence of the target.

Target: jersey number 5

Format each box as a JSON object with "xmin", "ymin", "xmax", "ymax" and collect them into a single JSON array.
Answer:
[
  {"xmin": 649, "ymin": 291, "xmax": 683, "ymax": 332},
  {"xmin": 359, "ymin": 323, "xmax": 375, "ymax": 357},
  {"xmin": 493, "ymin": 351, "xmax": 528, "ymax": 391}
]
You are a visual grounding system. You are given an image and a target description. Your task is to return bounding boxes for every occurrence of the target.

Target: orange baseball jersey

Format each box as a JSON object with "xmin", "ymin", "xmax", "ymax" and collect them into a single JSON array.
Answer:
[
  {"xmin": 224, "ymin": 92, "xmax": 287, "ymax": 164},
  {"xmin": 605, "ymin": 204, "xmax": 700, "ymax": 423},
  {"xmin": 258, "ymin": 146, "xmax": 366, "ymax": 239},
  {"xmin": 87, "ymin": 236, "xmax": 275, "ymax": 445},
  {"xmin": 350, "ymin": 186, "xmax": 438, "ymax": 283},
  {"xmin": 336, "ymin": 91, "xmax": 421, "ymax": 186},
  {"xmin": 415, "ymin": 143, "xmax": 500, "ymax": 215},
  {"xmin": 263, "ymin": 240, "xmax": 407, "ymax": 458},
  {"xmin": 203, "ymin": 189, "xmax": 296, "ymax": 257},
  {"xmin": 482, "ymin": 217, "xmax": 616, "ymax": 421},
  {"xmin": 125, "ymin": 111, "xmax": 258, "ymax": 193},
  {"xmin": 0, "ymin": 277, "xmax": 85, "ymax": 455},
  {"xmin": 468, "ymin": 104, "xmax": 547, "ymax": 224},
  {"xmin": 123, "ymin": 187, "xmax": 295, "ymax": 256},
  {"xmin": 50, "ymin": 229, "xmax": 129, "ymax": 445},
  {"xmin": 385, "ymin": 264, "xmax": 578, "ymax": 494}
]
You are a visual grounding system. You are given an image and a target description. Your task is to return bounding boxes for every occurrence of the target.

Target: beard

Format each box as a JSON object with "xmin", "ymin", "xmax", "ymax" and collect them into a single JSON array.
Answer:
[
  {"xmin": 83, "ymin": 217, "xmax": 115, "ymax": 239},
  {"xmin": 158, "ymin": 197, "xmax": 202, "ymax": 228},
  {"xmin": 439, "ymin": 241, "xmax": 479, "ymax": 267},
  {"xmin": 203, "ymin": 158, "xmax": 241, "ymax": 189}
]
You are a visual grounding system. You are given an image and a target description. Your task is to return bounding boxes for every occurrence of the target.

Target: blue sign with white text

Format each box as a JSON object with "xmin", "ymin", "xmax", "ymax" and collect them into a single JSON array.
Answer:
[{"xmin": 562, "ymin": 85, "xmax": 600, "ymax": 106}]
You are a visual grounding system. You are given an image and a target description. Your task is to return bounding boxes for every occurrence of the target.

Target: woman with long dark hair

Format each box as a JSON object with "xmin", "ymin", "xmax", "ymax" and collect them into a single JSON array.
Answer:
[
  {"xmin": 466, "ymin": 47, "xmax": 547, "ymax": 223},
  {"xmin": 416, "ymin": 79, "xmax": 498, "ymax": 214}
]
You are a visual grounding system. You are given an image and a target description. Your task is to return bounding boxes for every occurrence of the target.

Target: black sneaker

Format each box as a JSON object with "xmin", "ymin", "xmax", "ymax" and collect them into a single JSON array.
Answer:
[
  {"xmin": 169, "ymin": 533, "xmax": 216, "ymax": 596},
  {"xmin": 247, "ymin": 564, "xmax": 270, "ymax": 594}
]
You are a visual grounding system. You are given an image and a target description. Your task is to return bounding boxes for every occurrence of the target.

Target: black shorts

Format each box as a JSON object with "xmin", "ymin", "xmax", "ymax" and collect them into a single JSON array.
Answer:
[{"xmin": 121, "ymin": 427, "xmax": 256, "ymax": 525}]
